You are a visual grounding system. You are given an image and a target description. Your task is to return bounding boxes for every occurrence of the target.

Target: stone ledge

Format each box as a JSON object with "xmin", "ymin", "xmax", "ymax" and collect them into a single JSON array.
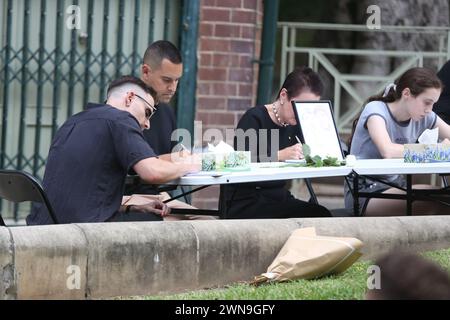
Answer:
[
  {"xmin": 0, "ymin": 228, "xmax": 14, "ymax": 300},
  {"xmin": 0, "ymin": 216, "xmax": 449, "ymax": 299}
]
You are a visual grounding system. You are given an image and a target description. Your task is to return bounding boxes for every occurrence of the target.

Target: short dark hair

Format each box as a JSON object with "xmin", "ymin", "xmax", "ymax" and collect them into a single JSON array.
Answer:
[
  {"xmin": 277, "ymin": 66, "xmax": 324, "ymax": 99},
  {"xmin": 107, "ymin": 75, "xmax": 157, "ymax": 101},
  {"xmin": 143, "ymin": 40, "xmax": 182, "ymax": 68}
]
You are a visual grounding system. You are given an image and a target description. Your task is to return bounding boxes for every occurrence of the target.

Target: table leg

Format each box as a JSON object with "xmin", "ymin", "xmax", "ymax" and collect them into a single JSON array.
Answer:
[
  {"xmin": 353, "ymin": 173, "xmax": 360, "ymax": 216},
  {"xmin": 163, "ymin": 185, "xmax": 210, "ymax": 203},
  {"xmin": 218, "ymin": 185, "xmax": 226, "ymax": 219},
  {"xmin": 406, "ymin": 174, "xmax": 412, "ymax": 216}
]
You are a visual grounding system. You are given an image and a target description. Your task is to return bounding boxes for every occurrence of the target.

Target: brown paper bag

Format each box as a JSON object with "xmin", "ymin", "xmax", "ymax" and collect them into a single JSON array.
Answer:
[{"xmin": 252, "ymin": 227, "xmax": 363, "ymax": 285}]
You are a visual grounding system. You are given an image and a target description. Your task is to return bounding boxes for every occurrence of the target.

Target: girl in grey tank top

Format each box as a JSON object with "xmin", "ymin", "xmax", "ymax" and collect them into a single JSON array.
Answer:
[{"xmin": 345, "ymin": 67, "xmax": 450, "ymax": 216}]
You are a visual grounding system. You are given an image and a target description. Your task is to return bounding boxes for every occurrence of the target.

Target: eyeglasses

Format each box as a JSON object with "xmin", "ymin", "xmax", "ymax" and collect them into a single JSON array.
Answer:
[{"xmin": 134, "ymin": 94, "xmax": 156, "ymax": 120}]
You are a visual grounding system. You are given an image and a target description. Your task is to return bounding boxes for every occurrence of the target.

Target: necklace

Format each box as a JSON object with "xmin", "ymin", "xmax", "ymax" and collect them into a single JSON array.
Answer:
[{"xmin": 272, "ymin": 103, "xmax": 288, "ymax": 127}]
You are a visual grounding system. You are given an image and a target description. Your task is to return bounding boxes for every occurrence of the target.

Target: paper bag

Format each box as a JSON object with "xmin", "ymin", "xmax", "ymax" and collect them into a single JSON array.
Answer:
[{"xmin": 252, "ymin": 228, "xmax": 363, "ymax": 285}]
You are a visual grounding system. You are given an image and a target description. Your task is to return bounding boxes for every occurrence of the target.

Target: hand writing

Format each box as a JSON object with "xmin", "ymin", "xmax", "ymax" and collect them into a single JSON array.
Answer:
[{"xmin": 278, "ymin": 143, "xmax": 303, "ymax": 161}]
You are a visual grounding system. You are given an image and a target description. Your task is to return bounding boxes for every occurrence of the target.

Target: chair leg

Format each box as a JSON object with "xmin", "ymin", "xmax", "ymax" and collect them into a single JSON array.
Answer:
[
  {"xmin": 443, "ymin": 176, "xmax": 449, "ymax": 188},
  {"xmin": 0, "ymin": 215, "xmax": 5, "ymax": 226},
  {"xmin": 305, "ymin": 178, "xmax": 319, "ymax": 204}
]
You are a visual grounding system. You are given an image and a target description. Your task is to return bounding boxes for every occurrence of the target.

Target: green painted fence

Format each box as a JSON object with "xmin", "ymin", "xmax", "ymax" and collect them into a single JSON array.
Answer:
[{"xmin": 0, "ymin": 0, "xmax": 188, "ymax": 222}]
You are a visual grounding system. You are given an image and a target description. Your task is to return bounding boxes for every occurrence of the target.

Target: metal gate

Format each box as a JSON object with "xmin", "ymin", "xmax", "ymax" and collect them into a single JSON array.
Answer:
[{"xmin": 0, "ymin": 0, "xmax": 183, "ymax": 221}]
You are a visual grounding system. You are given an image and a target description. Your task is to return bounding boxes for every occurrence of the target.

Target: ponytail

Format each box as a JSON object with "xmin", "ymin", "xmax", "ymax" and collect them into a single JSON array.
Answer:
[{"xmin": 347, "ymin": 67, "xmax": 442, "ymax": 150}]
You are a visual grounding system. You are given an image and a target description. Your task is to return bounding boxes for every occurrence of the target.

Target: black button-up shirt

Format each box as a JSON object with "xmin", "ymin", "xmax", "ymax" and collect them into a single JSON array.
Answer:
[{"xmin": 27, "ymin": 103, "xmax": 156, "ymax": 225}]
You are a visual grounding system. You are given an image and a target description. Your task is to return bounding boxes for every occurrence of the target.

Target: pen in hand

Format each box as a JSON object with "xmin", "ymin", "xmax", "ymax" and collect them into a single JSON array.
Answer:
[
  {"xmin": 295, "ymin": 136, "xmax": 304, "ymax": 159},
  {"xmin": 179, "ymin": 143, "xmax": 189, "ymax": 152},
  {"xmin": 176, "ymin": 143, "xmax": 191, "ymax": 160}
]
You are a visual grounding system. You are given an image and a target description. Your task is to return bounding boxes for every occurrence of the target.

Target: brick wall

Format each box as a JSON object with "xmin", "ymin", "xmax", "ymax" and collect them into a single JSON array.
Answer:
[{"xmin": 192, "ymin": 0, "xmax": 263, "ymax": 209}]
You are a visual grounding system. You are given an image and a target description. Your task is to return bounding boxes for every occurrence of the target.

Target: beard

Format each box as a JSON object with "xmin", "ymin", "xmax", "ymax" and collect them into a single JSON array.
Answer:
[{"xmin": 157, "ymin": 94, "xmax": 174, "ymax": 104}]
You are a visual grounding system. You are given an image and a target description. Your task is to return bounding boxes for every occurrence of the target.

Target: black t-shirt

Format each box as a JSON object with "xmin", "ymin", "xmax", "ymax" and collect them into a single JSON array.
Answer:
[
  {"xmin": 142, "ymin": 103, "xmax": 178, "ymax": 155},
  {"xmin": 26, "ymin": 103, "xmax": 156, "ymax": 225},
  {"xmin": 234, "ymin": 105, "xmax": 301, "ymax": 189}
]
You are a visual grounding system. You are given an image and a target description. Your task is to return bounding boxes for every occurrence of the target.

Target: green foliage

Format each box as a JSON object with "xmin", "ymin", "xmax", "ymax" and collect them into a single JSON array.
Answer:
[
  {"xmin": 302, "ymin": 143, "xmax": 311, "ymax": 157},
  {"xmin": 303, "ymin": 144, "xmax": 343, "ymax": 167}
]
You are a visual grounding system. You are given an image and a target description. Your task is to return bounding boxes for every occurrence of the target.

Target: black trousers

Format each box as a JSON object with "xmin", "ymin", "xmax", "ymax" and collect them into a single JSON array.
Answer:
[
  {"xmin": 224, "ymin": 186, "xmax": 332, "ymax": 219},
  {"xmin": 106, "ymin": 210, "xmax": 163, "ymax": 222}
]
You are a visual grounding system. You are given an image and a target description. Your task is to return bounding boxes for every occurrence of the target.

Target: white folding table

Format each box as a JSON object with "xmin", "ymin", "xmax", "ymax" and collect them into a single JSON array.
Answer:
[
  {"xmin": 351, "ymin": 159, "xmax": 450, "ymax": 216},
  {"xmin": 164, "ymin": 163, "xmax": 353, "ymax": 218},
  {"xmin": 173, "ymin": 162, "xmax": 352, "ymax": 185}
]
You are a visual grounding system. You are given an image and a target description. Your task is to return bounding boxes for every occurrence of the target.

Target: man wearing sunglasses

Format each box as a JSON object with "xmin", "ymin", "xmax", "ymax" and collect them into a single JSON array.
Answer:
[
  {"xmin": 27, "ymin": 75, "xmax": 200, "ymax": 225},
  {"xmin": 134, "ymin": 93, "xmax": 157, "ymax": 126}
]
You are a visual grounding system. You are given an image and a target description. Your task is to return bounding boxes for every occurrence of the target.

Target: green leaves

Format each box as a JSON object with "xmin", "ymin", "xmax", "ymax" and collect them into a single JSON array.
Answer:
[
  {"xmin": 303, "ymin": 144, "xmax": 343, "ymax": 167},
  {"xmin": 302, "ymin": 144, "xmax": 311, "ymax": 157},
  {"xmin": 323, "ymin": 156, "xmax": 339, "ymax": 166},
  {"xmin": 304, "ymin": 155, "xmax": 322, "ymax": 167}
]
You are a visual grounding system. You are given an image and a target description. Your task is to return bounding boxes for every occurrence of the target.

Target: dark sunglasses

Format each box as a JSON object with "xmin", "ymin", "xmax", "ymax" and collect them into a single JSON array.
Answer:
[{"xmin": 134, "ymin": 94, "xmax": 156, "ymax": 120}]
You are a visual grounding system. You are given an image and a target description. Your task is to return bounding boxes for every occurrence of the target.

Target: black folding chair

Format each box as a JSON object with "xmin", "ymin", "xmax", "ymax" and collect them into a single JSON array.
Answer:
[{"xmin": 0, "ymin": 170, "xmax": 58, "ymax": 226}]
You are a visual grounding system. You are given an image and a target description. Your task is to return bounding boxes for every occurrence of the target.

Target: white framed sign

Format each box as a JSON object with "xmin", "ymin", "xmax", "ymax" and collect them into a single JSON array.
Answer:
[{"xmin": 292, "ymin": 100, "xmax": 344, "ymax": 161}]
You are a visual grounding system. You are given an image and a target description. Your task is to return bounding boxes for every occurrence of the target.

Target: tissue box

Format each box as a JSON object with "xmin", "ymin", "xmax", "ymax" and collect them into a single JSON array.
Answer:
[
  {"xmin": 202, "ymin": 151, "xmax": 251, "ymax": 171},
  {"xmin": 404, "ymin": 144, "xmax": 450, "ymax": 163}
]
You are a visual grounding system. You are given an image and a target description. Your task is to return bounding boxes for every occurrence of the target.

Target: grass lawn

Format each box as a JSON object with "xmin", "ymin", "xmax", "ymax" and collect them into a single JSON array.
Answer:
[{"xmin": 136, "ymin": 248, "xmax": 450, "ymax": 300}]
